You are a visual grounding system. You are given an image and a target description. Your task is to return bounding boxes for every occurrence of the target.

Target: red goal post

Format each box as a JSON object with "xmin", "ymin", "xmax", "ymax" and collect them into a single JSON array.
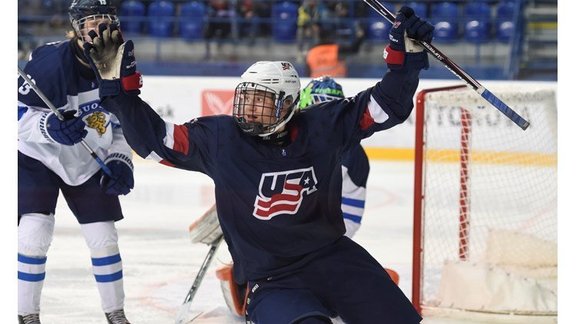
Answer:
[{"xmin": 412, "ymin": 84, "xmax": 557, "ymax": 320}]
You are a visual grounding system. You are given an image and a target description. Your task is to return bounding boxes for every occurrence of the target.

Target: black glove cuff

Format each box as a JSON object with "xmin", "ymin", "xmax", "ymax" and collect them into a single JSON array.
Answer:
[
  {"xmin": 104, "ymin": 152, "xmax": 134, "ymax": 171},
  {"xmin": 99, "ymin": 80, "xmax": 123, "ymax": 98},
  {"xmin": 405, "ymin": 51, "xmax": 429, "ymax": 70}
]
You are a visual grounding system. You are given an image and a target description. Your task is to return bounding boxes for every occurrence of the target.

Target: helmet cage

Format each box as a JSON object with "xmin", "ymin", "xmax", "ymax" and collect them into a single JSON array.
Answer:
[
  {"xmin": 233, "ymin": 82, "xmax": 299, "ymax": 136},
  {"xmin": 71, "ymin": 14, "xmax": 119, "ymax": 43},
  {"xmin": 69, "ymin": 0, "xmax": 119, "ymax": 43}
]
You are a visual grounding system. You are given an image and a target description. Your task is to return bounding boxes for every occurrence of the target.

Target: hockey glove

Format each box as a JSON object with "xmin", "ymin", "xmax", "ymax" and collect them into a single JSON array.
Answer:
[
  {"xmin": 41, "ymin": 110, "xmax": 88, "ymax": 145},
  {"xmin": 100, "ymin": 153, "xmax": 134, "ymax": 196},
  {"xmin": 384, "ymin": 6, "xmax": 434, "ymax": 70},
  {"xmin": 83, "ymin": 22, "xmax": 142, "ymax": 98}
]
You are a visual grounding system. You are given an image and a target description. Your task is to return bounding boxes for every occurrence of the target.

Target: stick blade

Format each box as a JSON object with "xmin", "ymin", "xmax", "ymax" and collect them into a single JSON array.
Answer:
[{"xmin": 175, "ymin": 302, "xmax": 203, "ymax": 324}]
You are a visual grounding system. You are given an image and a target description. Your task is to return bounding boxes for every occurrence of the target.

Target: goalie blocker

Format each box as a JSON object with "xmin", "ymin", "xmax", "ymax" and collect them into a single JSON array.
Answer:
[{"xmin": 189, "ymin": 206, "xmax": 401, "ymax": 318}]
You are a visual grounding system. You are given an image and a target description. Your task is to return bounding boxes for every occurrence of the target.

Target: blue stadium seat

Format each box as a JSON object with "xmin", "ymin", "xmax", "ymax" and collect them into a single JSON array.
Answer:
[
  {"xmin": 179, "ymin": 1, "xmax": 206, "ymax": 41},
  {"xmin": 271, "ymin": 1, "xmax": 298, "ymax": 43},
  {"xmin": 496, "ymin": 0, "xmax": 516, "ymax": 42},
  {"xmin": 120, "ymin": 0, "xmax": 145, "ymax": 34},
  {"xmin": 464, "ymin": 2, "xmax": 492, "ymax": 43},
  {"xmin": 147, "ymin": 0, "xmax": 175, "ymax": 38},
  {"xmin": 407, "ymin": 1, "xmax": 428, "ymax": 19},
  {"xmin": 366, "ymin": 2, "xmax": 395, "ymax": 41},
  {"xmin": 430, "ymin": 2, "xmax": 459, "ymax": 42}
]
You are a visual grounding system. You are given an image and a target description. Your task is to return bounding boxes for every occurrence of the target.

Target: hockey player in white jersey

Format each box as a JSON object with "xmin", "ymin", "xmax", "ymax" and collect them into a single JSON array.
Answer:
[{"xmin": 17, "ymin": 1, "xmax": 134, "ymax": 323}]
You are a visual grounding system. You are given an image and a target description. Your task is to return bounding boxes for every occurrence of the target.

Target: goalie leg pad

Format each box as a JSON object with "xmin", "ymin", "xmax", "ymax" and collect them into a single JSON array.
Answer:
[
  {"xmin": 189, "ymin": 204, "xmax": 223, "ymax": 245},
  {"xmin": 385, "ymin": 268, "xmax": 400, "ymax": 285},
  {"xmin": 215, "ymin": 264, "xmax": 247, "ymax": 317}
]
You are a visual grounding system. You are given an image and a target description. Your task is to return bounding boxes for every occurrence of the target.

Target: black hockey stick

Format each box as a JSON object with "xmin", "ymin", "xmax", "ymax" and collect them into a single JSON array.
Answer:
[
  {"xmin": 18, "ymin": 67, "xmax": 114, "ymax": 177},
  {"xmin": 175, "ymin": 234, "xmax": 224, "ymax": 324},
  {"xmin": 363, "ymin": 0, "xmax": 530, "ymax": 130}
]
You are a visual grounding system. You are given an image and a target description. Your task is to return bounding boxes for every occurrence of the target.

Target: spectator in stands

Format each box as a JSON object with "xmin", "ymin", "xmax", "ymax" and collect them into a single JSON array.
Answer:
[
  {"xmin": 332, "ymin": 1, "xmax": 361, "ymax": 43},
  {"xmin": 237, "ymin": 0, "xmax": 256, "ymax": 41},
  {"xmin": 204, "ymin": 0, "xmax": 236, "ymax": 58},
  {"xmin": 237, "ymin": 0, "xmax": 271, "ymax": 42},
  {"xmin": 305, "ymin": 21, "xmax": 365, "ymax": 78},
  {"xmin": 297, "ymin": 0, "xmax": 329, "ymax": 60}
]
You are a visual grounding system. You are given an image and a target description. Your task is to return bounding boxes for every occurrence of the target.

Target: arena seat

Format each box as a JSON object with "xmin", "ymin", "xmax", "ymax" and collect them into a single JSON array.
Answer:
[
  {"xmin": 496, "ymin": 0, "xmax": 516, "ymax": 42},
  {"xmin": 271, "ymin": 1, "xmax": 298, "ymax": 43},
  {"xmin": 430, "ymin": 2, "xmax": 459, "ymax": 42},
  {"xmin": 365, "ymin": 2, "xmax": 395, "ymax": 41},
  {"xmin": 179, "ymin": 1, "xmax": 206, "ymax": 41},
  {"xmin": 147, "ymin": 0, "xmax": 175, "ymax": 38},
  {"xmin": 120, "ymin": 0, "xmax": 145, "ymax": 34},
  {"xmin": 464, "ymin": 2, "xmax": 492, "ymax": 43}
]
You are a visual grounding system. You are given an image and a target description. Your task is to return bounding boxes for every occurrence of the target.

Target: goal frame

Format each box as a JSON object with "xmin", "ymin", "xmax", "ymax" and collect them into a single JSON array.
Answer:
[
  {"xmin": 411, "ymin": 84, "xmax": 557, "ymax": 319},
  {"xmin": 412, "ymin": 84, "xmax": 467, "ymax": 314}
]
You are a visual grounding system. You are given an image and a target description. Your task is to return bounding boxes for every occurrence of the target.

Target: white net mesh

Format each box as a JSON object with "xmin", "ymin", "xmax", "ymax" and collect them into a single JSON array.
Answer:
[{"xmin": 416, "ymin": 85, "xmax": 557, "ymax": 317}]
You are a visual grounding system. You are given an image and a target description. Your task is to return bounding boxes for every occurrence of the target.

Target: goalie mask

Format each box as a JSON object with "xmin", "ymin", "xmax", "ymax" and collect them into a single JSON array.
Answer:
[
  {"xmin": 69, "ymin": 0, "xmax": 120, "ymax": 43},
  {"xmin": 233, "ymin": 61, "xmax": 301, "ymax": 137},
  {"xmin": 299, "ymin": 76, "xmax": 345, "ymax": 110}
]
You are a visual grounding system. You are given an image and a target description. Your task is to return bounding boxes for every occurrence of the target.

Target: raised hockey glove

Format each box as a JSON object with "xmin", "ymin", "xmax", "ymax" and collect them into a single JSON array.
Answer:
[
  {"xmin": 100, "ymin": 153, "xmax": 134, "ymax": 195},
  {"xmin": 42, "ymin": 110, "xmax": 88, "ymax": 145},
  {"xmin": 83, "ymin": 22, "xmax": 142, "ymax": 98},
  {"xmin": 384, "ymin": 6, "xmax": 434, "ymax": 70}
]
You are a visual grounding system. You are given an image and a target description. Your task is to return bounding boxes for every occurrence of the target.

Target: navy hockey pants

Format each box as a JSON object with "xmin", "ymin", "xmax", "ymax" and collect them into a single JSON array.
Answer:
[
  {"xmin": 245, "ymin": 236, "xmax": 422, "ymax": 324},
  {"xmin": 18, "ymin": 152, "xmax": 124, "ymax": 224}
]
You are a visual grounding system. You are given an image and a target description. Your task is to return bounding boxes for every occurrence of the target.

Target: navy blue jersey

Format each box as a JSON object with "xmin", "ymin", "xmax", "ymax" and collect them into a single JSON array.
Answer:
[{"xmin": 103, "ymin": 57, "xmax": 423, "ymax": 282}]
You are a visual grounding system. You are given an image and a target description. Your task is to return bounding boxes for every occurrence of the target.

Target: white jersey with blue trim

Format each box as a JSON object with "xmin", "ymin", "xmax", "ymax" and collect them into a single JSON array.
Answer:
[
  {"xmin": 341, "ymin": 144, "xmax": 369, "ymax": 238},
  {"xmin": 17, "ymin": 40, "xmax": 132, "ymax": 186}
]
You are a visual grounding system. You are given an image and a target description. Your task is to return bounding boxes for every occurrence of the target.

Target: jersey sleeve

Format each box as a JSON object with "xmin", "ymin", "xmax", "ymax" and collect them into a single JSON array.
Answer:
[
  {"xmin": 101, "ymin": 94, "xmax": 217, "ymax": 175},
  {"xmin": 106, "ymin": 113, "xmax": 133, "ymax": 160},
  {"xmin": 18, "ymin": 44, "xmax": 70, "ymax": 144},
  {"xmin": 322, "ymin": 51, "xmax": 428, "ymax": 148}
]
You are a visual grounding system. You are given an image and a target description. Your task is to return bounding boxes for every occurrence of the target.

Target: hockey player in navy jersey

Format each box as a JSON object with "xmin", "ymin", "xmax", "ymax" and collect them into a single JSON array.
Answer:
[
  {"xmin": 210, "ymin": 76, "xmax": 374, "ymax": 319},
  {"xmin": 17, "ymin": 1, "xmax": 134, "ymax": 323},
  {"xmin": 84, "ymin": 5, "xmax": 433, "ymax": 323},
  {"xmin": 299, "ymin": 76, "xmax": 370, "ymax": 238}
]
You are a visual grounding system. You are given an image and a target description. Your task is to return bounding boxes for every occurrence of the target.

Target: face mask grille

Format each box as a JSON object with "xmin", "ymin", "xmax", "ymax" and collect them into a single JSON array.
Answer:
[
  {"xmin": 233, "ymin": 82, "xmax": 283, "ymax": 136},
  {"xmin": 72, "ymin": 14, "xmax": 119, "ymax": 43}
]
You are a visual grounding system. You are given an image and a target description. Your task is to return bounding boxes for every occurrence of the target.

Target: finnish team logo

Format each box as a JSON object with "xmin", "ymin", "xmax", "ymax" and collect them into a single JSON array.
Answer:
[
  {"xmin": 253, "ymin": 167, "xmax": 318, "ymax": 220},
  {"xmin": 85, "ymin": 111, "xmax": 107, "ymax": 136}
]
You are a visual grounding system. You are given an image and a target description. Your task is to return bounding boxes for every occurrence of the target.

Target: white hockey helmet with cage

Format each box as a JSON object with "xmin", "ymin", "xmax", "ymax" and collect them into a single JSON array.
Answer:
[
  {"xmin": 69, "ymin": 0, "xmax": 120, "ymax": 43},
  {"xmin": 233, "ymin": 61, "xmax": 301, "ymax": 137}
]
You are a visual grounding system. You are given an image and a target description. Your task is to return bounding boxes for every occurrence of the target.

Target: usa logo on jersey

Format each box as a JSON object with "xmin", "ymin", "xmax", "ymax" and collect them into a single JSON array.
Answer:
[{"xmin": 253, "ymin": 167, "xmax": 318, "ymax": 220}]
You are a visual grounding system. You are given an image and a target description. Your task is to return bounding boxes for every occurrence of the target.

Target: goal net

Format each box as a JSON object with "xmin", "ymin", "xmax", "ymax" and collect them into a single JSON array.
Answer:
[{"xmin": 412, "ymin": 84, "xmax": 557, "ymax": 320}]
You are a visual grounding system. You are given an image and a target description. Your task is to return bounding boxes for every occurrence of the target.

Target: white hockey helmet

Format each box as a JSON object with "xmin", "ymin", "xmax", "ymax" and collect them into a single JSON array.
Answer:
[{"xmin": 233, "ymin": 61, "xmax": 301, "ymax": 136}]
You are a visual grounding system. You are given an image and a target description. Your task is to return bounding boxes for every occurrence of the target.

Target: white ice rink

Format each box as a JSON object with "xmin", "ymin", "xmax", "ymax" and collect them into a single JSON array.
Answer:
[{"xmin": 23, "ymin": 158, "xmax": 562, "ymax": 324}]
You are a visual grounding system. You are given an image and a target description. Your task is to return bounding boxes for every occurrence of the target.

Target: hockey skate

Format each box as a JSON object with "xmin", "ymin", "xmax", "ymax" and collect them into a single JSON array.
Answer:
[
  {"xmin": 18, "ymin": 313, "xmax": 40, "ymax": 324},
  {"xmin": 105, "ymin": 309, "xmax": 131, "ymax": 324}
]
